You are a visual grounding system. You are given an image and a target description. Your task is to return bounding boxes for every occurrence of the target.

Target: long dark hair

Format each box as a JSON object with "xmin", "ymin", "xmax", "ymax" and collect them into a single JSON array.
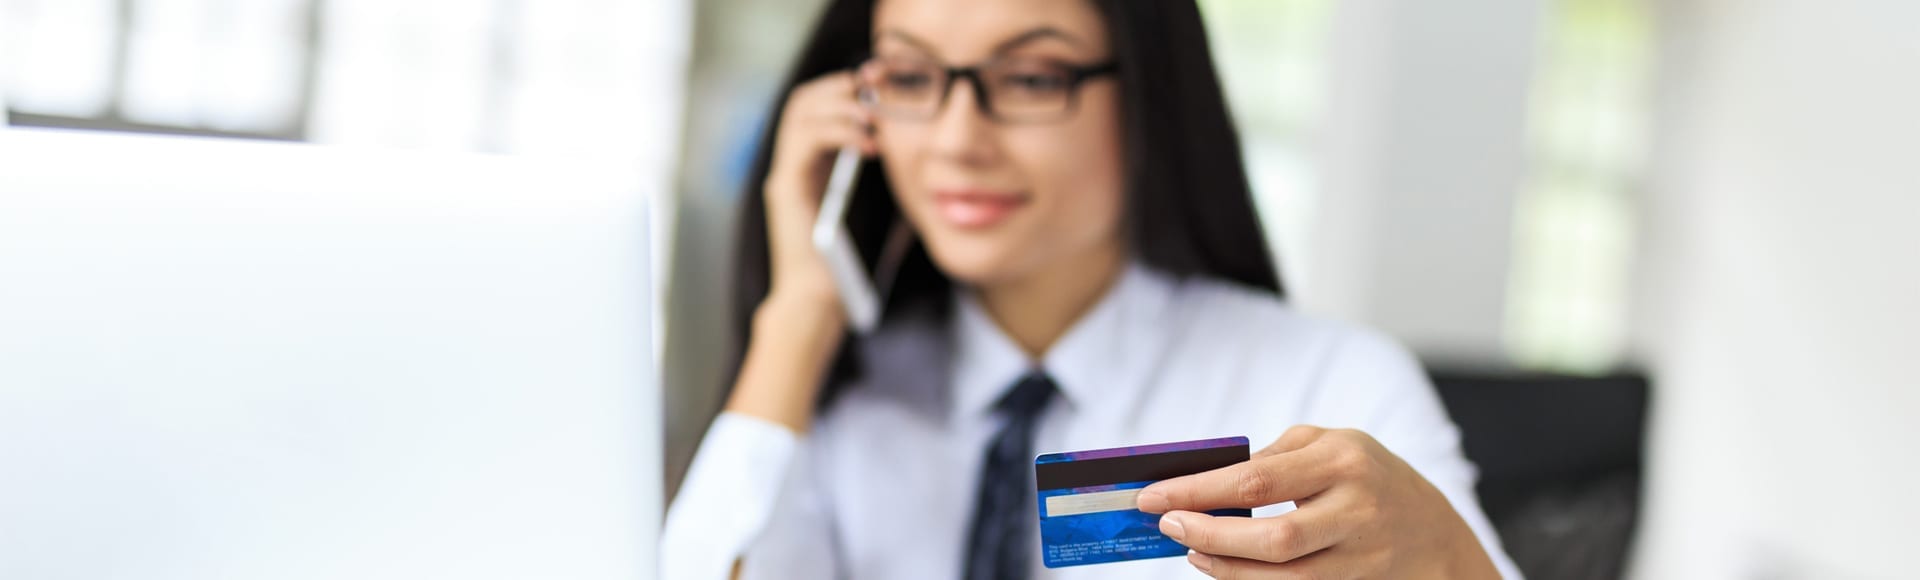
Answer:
[{"xmin": 730, "ymin": 0, "xmax": 1282, "ymax": 406}]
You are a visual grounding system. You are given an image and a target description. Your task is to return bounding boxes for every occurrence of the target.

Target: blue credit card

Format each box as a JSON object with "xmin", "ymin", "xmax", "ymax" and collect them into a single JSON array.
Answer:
[{"xmin": 1034, "ymin": 436, "xmax": 1252, "ymax": 568}]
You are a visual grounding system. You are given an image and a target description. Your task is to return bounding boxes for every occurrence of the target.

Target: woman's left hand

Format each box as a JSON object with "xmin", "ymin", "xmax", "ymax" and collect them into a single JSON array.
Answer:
[{"xmin": 1134, "ymin": 425, "xmax": 1500, "ymax": 579}]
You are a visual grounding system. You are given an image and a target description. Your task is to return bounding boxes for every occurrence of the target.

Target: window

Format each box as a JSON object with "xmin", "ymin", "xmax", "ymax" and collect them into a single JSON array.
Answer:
[
  {"xmin": 3, "ymin": 0, "xmax": 689, "ymax": 162},
  {"xmin": 4, "ymin": 0, "xmax": 690, "ymax": 405},
  {"xmin": 1197, "ymin": 0, "xmax": 1334, "ymax": 294},
  {"xmin": 1505, "ymin": 0, "xmax": 1652, "ymax": 373}
]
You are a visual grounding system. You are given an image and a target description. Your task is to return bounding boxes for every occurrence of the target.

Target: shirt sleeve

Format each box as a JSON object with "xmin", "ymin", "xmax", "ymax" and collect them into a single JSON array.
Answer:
[
  {"xmin": 1307, "ymin": 328, "xmax": 1525, "ymax": 580},
  {"xmin": 659, "ymin": 411, "xmax": 843, "ymax": 580}
]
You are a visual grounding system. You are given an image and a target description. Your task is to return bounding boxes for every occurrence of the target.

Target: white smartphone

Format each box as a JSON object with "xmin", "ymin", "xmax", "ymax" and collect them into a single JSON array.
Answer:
[{"xmin": 811, "ymin": 147, "xmax": 883, "ymax": 334}]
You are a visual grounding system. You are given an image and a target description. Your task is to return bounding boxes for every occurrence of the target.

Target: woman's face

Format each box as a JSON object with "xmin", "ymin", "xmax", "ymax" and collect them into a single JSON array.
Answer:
[{"xmin": 869, "ymin": 0, "xmax": 1126, "ymax": 287}]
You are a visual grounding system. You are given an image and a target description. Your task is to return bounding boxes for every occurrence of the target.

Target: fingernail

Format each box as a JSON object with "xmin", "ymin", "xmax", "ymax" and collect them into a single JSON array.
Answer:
[
  {"xmin": 1137, "ymin": 489, "xmax": 1168, "ymax": 513},
  {"xmin": 1188, "ymin": 550, "xmax": 1214, "ymax": 574},
  {"xmin": 1160, "ymin": 513, "xmax": 1185, "ymax": 540}
]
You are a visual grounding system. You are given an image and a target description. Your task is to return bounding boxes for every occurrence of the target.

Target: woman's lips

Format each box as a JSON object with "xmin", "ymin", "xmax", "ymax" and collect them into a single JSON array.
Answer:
[{"xmin": 932, "ymin": 189, "xmax": 1029, "ymax": 229}]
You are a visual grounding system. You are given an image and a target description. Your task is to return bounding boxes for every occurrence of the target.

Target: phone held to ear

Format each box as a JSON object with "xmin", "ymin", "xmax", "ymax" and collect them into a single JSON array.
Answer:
[{"xmin": 811, "ymin": 147, "xmax": 883, "ymax": 334}]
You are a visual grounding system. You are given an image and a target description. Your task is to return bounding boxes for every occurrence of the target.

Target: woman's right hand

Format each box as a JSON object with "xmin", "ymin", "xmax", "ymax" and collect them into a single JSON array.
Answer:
[
  {"xmin": 761, "ymin": 71, "xmax": 878, "ymax": 314},
  {"xmin": 726, "ymin": 70, "xmax": 878, "ymax": 434}
]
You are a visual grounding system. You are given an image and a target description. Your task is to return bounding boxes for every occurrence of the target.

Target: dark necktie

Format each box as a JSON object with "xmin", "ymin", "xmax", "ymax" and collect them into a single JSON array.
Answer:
[{"xmin": 962, "ymin": 372, "xmax": 1058, "ymax": 580}]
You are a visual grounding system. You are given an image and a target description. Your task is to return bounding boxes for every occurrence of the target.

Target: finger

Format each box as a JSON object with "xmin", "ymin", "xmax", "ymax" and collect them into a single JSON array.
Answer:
[
  {"xmin": 800, "ymin": 101, "xmax": 873, "ymax": 130},
  {"xmin": 1254, "ymin": 425, "xmax": 1328, "ymax": 459},
  {"xmin": 1188, "ymin": 547, "xmax": 1351, "ymax": 580},
  {"xmin": 1159, "ymin": 508, "xmax": 1340, "ymax": 564},
  {"xmin": 781, "ymin": 73, "xmax": 859, "ymax": 126},
  {"xmin": 855, "ymin": 61, "xmax": 885, "ymax": 101},
  {"xmin": 795, "ymin": 117, "xmax": 876, "ymax": 156},
  {"xmin": 796, "ymin": 71, "xmax": 857, "ymax": 99},
  {"xmin": 838, "ymin": 103, "xmax": 877, "ymax": 141},
  {"xmin": 764, "ymin": 125, "xmax": 872, "ymax": 208},
  {"xmin": 1137, "ymin": 443, "xmax": 1341, "ymax": 514},
  {"xmin": 856, "ymin": 60, "xmax": 886, "ymax": 86},
  {"xmin": 848, "ymin": 101, "xmax": 875, "ymax": 132}
]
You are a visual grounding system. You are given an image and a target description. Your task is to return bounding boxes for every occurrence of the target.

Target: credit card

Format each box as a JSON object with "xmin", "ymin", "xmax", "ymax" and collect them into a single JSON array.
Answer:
[{"xmin": 1034, "ymin": 436, "xmax": 1252, "ymax": 568}]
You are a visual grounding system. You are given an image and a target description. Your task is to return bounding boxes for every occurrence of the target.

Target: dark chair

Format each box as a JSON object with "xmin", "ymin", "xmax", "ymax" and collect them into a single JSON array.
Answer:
[{"xmin": 1430, "ymin": 371, "xmax": 1650, "ymax": 580}]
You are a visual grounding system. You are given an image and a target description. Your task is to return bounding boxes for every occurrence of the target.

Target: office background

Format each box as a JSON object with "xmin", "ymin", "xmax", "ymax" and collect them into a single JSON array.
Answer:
[{"xmin": 5, "ymin": 0, "xmax": 1917, "ymax": 577}]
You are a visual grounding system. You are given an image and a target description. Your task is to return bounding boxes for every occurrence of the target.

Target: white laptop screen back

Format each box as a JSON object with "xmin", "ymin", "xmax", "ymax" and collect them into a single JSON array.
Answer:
[{"xmin": 0, "ymin": 130, "xmax": 660, "ymax": 580}]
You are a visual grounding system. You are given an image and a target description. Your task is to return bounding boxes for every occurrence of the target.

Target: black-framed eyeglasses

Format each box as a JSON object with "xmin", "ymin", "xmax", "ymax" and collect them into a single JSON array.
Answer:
[{"xmin": 856, "ymin": 55, "xmax": 1117, "ymax": 124}]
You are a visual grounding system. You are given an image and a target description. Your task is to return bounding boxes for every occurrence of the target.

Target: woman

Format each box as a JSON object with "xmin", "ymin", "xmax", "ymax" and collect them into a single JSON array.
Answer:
[{"xmin": 663, "ymin": 0, "xmax": 1520, "ymax": 578}]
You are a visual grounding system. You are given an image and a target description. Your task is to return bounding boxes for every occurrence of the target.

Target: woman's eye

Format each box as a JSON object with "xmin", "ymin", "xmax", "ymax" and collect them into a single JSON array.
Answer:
[
  {"xmin": 886, "ymin": 72, "xmax": 936, "ymax": 92},
  {"xmin": 1002, "ymin": 73, "xmax": 1069, "ymax": 94}
]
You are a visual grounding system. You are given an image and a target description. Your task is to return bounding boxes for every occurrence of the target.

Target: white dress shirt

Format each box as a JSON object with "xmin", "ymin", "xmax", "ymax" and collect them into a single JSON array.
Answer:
[{"xmin": 661, "ymin": 263, "xmax": 1521, "ymax": 579}]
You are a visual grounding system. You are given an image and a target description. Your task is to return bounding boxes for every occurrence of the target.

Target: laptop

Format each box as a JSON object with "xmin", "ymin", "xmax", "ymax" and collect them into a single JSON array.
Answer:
[{"xmin": 0, "ymin": 128, "xmax": 661, "ymax": 580}]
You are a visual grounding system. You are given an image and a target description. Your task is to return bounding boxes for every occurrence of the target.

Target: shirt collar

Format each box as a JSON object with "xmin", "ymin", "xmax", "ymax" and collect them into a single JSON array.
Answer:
[{"xmin": 950, "ymin": 261, "xmax": 1178, "ymax": 419}]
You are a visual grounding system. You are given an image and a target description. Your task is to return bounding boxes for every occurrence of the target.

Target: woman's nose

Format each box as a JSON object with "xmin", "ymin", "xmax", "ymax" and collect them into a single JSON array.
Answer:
[{"xmin": 928, "ymin": 77, "xmax": 1001, "ymax": 167}]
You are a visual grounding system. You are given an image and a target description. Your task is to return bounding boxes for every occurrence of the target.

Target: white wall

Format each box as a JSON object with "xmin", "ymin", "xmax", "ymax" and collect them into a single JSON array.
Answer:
[
  {"xmin": 1630, "ymin": 0, "xmax": 1920, "ymax": 577},
  {"xmin": 1309, "ymin": 0, "xmax": 1543, "ymax": 363}
]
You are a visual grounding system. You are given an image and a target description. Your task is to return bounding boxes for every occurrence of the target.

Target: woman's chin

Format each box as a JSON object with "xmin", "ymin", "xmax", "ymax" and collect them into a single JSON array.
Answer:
[{"xmin": 922, "ymin": 242, "xmax": 1028, "ymax": 288}]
